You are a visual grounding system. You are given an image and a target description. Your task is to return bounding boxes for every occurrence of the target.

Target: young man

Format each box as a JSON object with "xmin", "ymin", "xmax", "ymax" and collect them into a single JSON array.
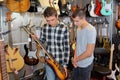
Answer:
[
  {"xmin": 39, "ymin": 7, "xmax": 70, "ymax": 80},
  {"xmin": 71, "ymin": 8, "xmax": 97, "ymax": 80}
]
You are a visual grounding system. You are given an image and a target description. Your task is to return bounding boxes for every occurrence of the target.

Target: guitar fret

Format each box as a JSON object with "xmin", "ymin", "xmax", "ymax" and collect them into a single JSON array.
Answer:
[{"xmin": 0, "ymin": 41, "xmax": 9, "ymax": 80}]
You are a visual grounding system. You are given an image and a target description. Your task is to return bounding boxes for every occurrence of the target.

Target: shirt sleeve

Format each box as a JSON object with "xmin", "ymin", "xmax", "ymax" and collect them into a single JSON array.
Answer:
[
  {"xmin": 87, "ymin": 28, "xmax": 97, "ymax": 44},
  {"xmin": 63, "ymin": 26, "xmax": 70, "ymax": 67}
]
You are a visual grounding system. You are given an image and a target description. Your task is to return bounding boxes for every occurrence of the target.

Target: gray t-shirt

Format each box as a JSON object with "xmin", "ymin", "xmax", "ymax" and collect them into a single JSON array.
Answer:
[{"xmin": 76, "ymin": 24, "xmax": 96, "ymax": 67}]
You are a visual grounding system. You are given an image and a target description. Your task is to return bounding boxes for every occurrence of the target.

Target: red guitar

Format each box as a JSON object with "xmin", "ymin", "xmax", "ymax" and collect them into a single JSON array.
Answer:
[{"xmin": 95, "ymin": 0, "xmax": 102, "ymax": 16}]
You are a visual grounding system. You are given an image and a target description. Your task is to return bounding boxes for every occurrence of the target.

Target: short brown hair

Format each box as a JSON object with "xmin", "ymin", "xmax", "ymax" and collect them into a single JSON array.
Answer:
[
  {"xmin": 43, "ymin": 7, "xmax": 57, "ymax": 17},
  {"xmin": 72, "ymin": 8, "xmax": 86, "ymax": 19}
]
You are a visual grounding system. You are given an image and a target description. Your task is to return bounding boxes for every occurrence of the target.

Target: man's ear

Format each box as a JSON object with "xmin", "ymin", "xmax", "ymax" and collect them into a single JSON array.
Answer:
[
  {"xmin": 56, "ymin": 15, "xmax": 59, "ymax": 19},
  {"xmin": 83, "ymin": 7, "xmax": 86, "ymax": 13}
]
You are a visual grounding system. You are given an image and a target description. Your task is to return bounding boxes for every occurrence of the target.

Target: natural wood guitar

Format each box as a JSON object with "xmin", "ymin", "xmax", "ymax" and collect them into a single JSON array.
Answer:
[
  {"xmin": 6, "ymin": 0, "xmax": 30, "ymax": 13},
  {"xmin": 103, "ymin": 18, "xmax": 110, "ymax": 53},
  {"xmin": 0, "ymin": 40, "xmax": 9, "ymax": 80},
  {"xmin": 107, "ymin": 44, "xmax": 116, "ymax": 80},
  {"xmin": 5, "ymin": 12, "xmax": 24, "ymax": 73},
  {"xmin": 22, "ymin": 25, "xmax": 66, "ymax": 80}
]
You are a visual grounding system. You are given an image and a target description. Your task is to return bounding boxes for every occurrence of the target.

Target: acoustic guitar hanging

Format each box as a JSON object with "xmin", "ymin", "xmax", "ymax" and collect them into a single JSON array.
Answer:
[
  {"xmin": 116, "ymin": 2, "xmax": 120, "ymax": 29},
  {"xmin": 6, "ymin": 0, "xmax": 30, "ymax": 13}
]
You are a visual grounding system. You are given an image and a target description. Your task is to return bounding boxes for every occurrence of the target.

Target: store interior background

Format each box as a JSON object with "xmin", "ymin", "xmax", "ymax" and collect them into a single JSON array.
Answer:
[{"xmin": 0, "ymin": 0, "xmax": 119, "ymax": 80}]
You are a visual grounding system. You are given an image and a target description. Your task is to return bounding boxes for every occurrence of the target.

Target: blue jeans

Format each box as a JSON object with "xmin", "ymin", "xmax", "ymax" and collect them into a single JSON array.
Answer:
[
  {"xmin": 72, "ymin": 62, "xmax": 93, "ymax": 80},
  {"xmin": 45, "ymin": 64, "xmax": 59, "ymax": 80}
]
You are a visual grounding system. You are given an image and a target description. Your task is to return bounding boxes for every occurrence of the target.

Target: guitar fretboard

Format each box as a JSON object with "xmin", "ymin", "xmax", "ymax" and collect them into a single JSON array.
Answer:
[{"xmin": 0, "ymin": 41, "xmax": 9, "ymax": 80}]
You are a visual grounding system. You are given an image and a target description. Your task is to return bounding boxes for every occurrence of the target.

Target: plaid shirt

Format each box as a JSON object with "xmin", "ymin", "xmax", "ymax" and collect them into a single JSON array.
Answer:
[{"xmin": 40, "ymin": 22, "xmax": 70, "ymax": 67}]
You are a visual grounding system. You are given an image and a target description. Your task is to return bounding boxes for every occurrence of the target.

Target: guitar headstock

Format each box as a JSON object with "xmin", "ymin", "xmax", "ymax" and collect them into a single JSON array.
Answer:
[{"xmin": 6, "ymin": 11, "xmax": 12, "ymax": 22}]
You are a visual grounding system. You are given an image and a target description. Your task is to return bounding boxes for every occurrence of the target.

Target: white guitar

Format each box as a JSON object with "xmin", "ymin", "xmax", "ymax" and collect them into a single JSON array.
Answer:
[
  {"xmin": 38, "ymin": 0, "xmax": 60, "ymax": 15},
  {"xmin": 89, "ymin": 0, "xmax": 98, "ymax": 17},
  {"xmin": 107, "ymin": 44, "xmax": 116, "ymax": 80}
]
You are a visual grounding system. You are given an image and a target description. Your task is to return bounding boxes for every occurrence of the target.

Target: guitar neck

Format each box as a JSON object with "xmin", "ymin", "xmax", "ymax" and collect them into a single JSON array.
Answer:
[
  {"xmin": 22, "ymin": 26, "xmax": 53, "ymax": 60},
  {"xmin": 109, "ymin": 44, "xmax": 114, "ymax": 70},
  {"xmin": 0, "ymin": 41, "xmax": 9, "ymax": 80},
  {"xmin": 8, "ymin": 21, "xmax": 13, "ymax": 48}
]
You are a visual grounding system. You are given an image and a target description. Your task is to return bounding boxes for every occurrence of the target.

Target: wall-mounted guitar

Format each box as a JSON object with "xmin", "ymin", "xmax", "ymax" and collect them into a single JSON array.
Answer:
[
  {"xmin": 24, "ymin": 20, "xmax": 39, "ymax": 66},
  {"xmin": 95, "ymin": 0, "xmax": 102, "ymax": 16},
  {"xmin": 38, "ymin": 0, "xmax": 60, "ymax": 15},
  {"xmin": 89, "ymin": 0, "xmax": 98, "ymax": 17},
  {"xmin": 5, "ymin": 0, "xmax": 30, "ymax": 13},
  {"xmin": 100, "ymin": 0, "xmax": 113, "ymax": 16},
  {"xmin": 116, "ymin": 2, "xmax": 120, "ymax": 30},
  {"xmin": 22, "ymin": 26, "xmax": 66, "ymax": 80},
  {"xmin": 103, "ymin": 18, "xmax": 111, "ymax": 53},
  {"xmin": 5, "ymin": 12, "xmax": 24, "ymax": 80}
]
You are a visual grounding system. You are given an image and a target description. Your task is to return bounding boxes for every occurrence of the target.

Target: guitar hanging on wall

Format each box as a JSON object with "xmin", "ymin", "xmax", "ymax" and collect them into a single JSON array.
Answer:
[
  {"xmin": 95, "ymin": 0, "xmax": 102, "ymax": 16},
  {"xmin": 103, "ymin": 18, "xmax": 111, "ymax": 53},
  {"xmin": 5, "ymin": 12, "xmax": 24, "ymax": 74},
  {"xmin": 6, "ymin": 0, "xmax": 30, "ymax": 13},
  {"xmin": 89, "ymin": 0, "xmax": 98, "ymax": 17},
  {"xmin": 100, "ymin": 0, "xmax": 113, "ymax": 16},
  {"xmin": 24, "ymin": 20, "xmax": 39, "ymax": 66},
  {"xmin": 116, "ymin": 2, "xmax": 120, "ymax": 29}
]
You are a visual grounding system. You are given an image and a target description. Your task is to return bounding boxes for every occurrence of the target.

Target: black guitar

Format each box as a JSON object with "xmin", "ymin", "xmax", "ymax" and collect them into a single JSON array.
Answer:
[{"xmin": 24, "ymin": 20, "xmax": 39, "ymax": 66}]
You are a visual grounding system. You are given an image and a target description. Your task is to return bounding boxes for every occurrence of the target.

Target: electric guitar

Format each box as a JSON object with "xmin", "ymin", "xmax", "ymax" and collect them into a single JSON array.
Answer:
[
  {"xmin": 5, "ymin": 11, "xmax": 24, "ymax": 73},
  {"xmin": 24, "ymin": 20, "xmax": 39, "ymax": 66},
  {"xmin": 89, "ymin": 0, "xmax": 98, "ymax": 17},
  {"xmin": 100, "ymin": 0, "xmax": 113, "ymax": 16},
  {"xmin": 95, "ymin": 0, "xmax": 102, "ymax": 16},
  {"xmin": 103, "ymin": 18, "xmax": 110, "ymax": 53},
  {"xmin": 22, "ymin": 26, "xmax": 66, "ymax": 80},
  {"xmin": 38, "ymin": 0, "xmax": 60, "ymax": 15},
  {"xmin": 107, "ymin": 44, "xmax": 116, "ymax": 80}
]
